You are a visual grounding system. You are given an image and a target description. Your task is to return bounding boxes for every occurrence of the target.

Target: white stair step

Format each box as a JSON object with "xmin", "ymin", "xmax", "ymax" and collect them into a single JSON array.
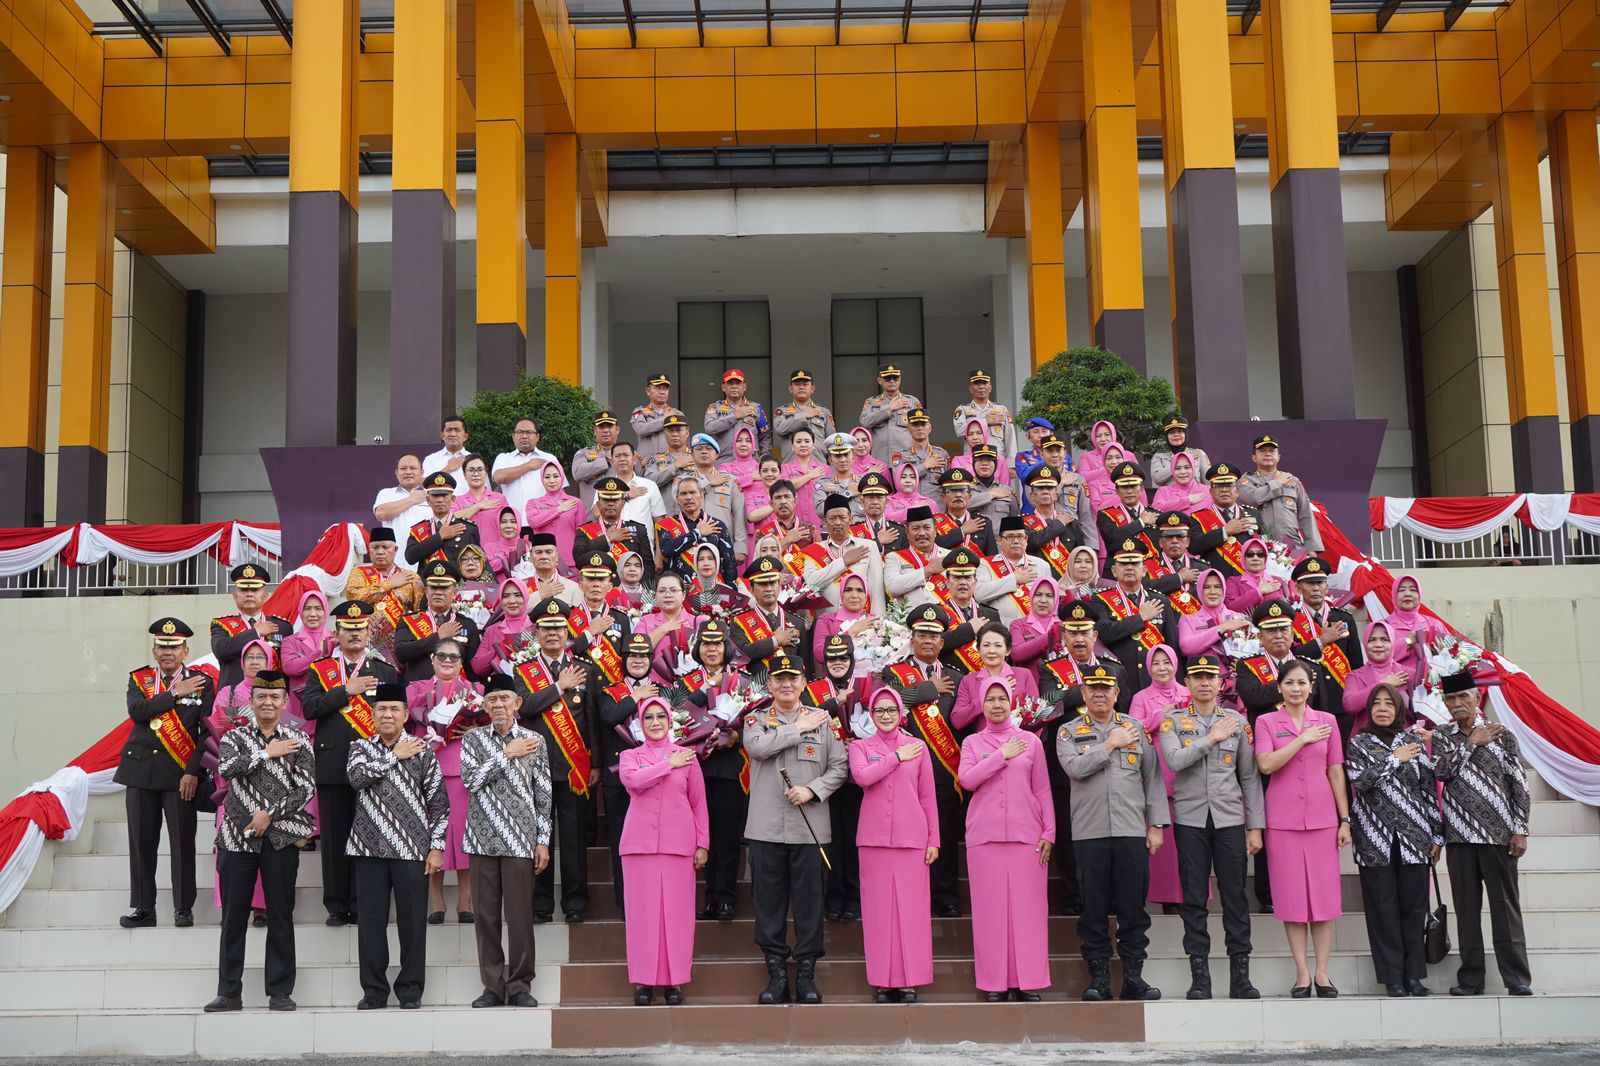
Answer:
[
  {"xmin": 4, "ymin": 885, "xmax": 473, "ymax": 928},
  {"xmin": 0, "ymin": 962, "xmax": 561, "ymax": 1010},
  {"xmin": 1529, "ymin": 800, "xmax": 1600, "ymax": 836},
  {"xmin": 0, "ymin": 923, "xmax": 567, "ymax": 968},
  {"xmin": 1144, "ymin": 948, "xmax": 1597, "ymax": 997}
]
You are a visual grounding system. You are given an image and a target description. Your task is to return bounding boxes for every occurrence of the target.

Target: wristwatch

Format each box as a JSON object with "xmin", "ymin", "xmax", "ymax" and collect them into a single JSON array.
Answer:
[{"xmin": 1338, "ymin": 817, "xmax": 1352, "ymax": 825}]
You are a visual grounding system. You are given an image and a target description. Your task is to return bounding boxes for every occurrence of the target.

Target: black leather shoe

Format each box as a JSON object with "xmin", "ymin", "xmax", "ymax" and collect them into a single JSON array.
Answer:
[
  {"xmin": 1508, "ymin": 984, "xmax": 1533, "ymax": 996},
  {"xmin": 1407, "ymin": 980, "xmax": 1432, "ymax": 997},
  {"xmin": 1014, "ymin": 990, "xmax": 1042, "ymax": 1002},
  {"xmin": 427, "ymin": 911, "xmax": 445, "ymax": 925},
  {"xmin": 937, "ymin": 903, "xmax": 961, "ymax": 918},
  {"xmin": 325, "ymin": 912, "xmax": 351, "ymax": 927},
  {"xmin": 251, "ymin": 911, "xmax": 267, "ymax": 929},
  {"xmin": 900, "ymin": 989, "xmax": 917, "ymax": 1004},
  {"xmin": 509, "ymin": 992, "xmax": 539, "ymax": 1007},
  {"xmin": 472, "ymin": 992, "xmax": 503, "ymax": 1009},
  {"xmin": 268, "ymin": 994, "xmax": 296, "ymax": 1012},
  {"xmin": 1385, "ymin": 983, "xmax": 1409, "ymax": 997},
  {"xmin": 874, "ymin": 989, "xmax": 895, "ymax": 1004},
  {"xmin": 1291, "ymin": 985, "xmax": 1311, "ymax": 999},
  {"xmin": 532, "ymin": 912, "xmax": 552, "ymax": 925},
  {"xmin": 356, "ymin": 997, "xmax": 386, "ymax": 1010},
  {"xmin": 399, "ymin": 999, "xmax": 421, "ymax": 1010},
  {"xmin": 203, "ymin": 996, "xmax": 242, "ymax": 1013},
  {"xmin": 172, "ymin": 909, "xmax": 193, "ymax": 928},
  {"xmin": 564, "ymin": 911, "xmax": 585, "ymax": 925},
  {"xmin": 635, "ymin": 986, "xmax": 654, "ymax": 1006},
  {"xmin": 120, "ymin": 909, "xmax": 156, "ymax": 929},
  {"xmin": 458, "ymin": 911, "xmax": 475, "ymax": 924},
  {"xmin": 825, "ymin": 908, "xmax": 843, "ymax": 922},
  {"xmin": 1449, "ymin": 984, "xmax": 1483, "ymax": 997},
  {"xmin": 984, "ymin": 992, "xmax": 1007, "ymax": 1002},
  {"xmin": 1314, "ymin": 982, "xmax": 1338, "ymax": 999},
  {"xmin": 715, "ymin": 902, "xmax": 736, "ymax": 922},
  {"xmin": 663, "ymin": 986, "xmax": 683, "ymax": 1006},
  {"xmin": 697, "ymin": 904, "xmax": 718, "ymax": 920},
  {"xmin": 839, "ymin": 906, "xmax": 861, "ymax": 921}
]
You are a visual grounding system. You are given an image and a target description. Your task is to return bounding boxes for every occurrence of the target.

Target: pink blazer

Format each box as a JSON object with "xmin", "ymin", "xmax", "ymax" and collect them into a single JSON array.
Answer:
[
  {"xmin": 1254, "ymin": 709, "xmax": 1344, "ymax": 831},
  {"xmin": 405, "ymin": 677, "xmax": 484, "ymax": 776},
  {"xmin": 524, "ymin": 493, "xmax": 584, "ymax": 573},
  {"xmin": 850, "ymin": 729, "xmax": 939, "ymax": 849},
  {"xmin": 618, "ymin": 746, "xmax": 710, "ymax": 857},
  {"xmin": 1224, "ymin": 573, "xmax": 1287, "ymax": 613},
  {"xmin": 474, "ymin": 618, "xmax": 531, "ymax": 676},
  {"xmin": 951, "ymin": 666, "xmax": 1039, "ymax": 731},
  {"xmin": 957, "ymin": 726, "xmax": 1055, "ymax": 846},
  {"xmin": 279, "ymin": 628, "xmax": 332, "ymax": 723}
]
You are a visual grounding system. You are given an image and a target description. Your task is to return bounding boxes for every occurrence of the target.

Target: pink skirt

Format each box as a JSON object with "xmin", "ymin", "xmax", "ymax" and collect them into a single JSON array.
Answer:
[
  {"xmin": 1265, "ymin": 827, "xmax": 1342, "ymax": 924},
  {"xmin": 623, "ymin": 852, "xmax": 697, "ymax": 986},
  {"xmin": 968, "ymin": 841, "xmax": 1051, "ymax": 992},
  {"xmin": 1147, "ymin": 797, "xmax": 1192, "ymax": 905},
  {"xmin": 442, "ymin": 775, "xmax": 470, "ymax": 872},
  {"xmin": 859, "ymin": 846, "xmax": 934, "ymax": 989}
]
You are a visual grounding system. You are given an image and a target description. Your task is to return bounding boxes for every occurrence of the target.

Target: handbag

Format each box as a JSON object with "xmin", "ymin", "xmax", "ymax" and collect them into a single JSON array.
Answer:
[{"xmin": 1425, "ymin": 863, "xmax": 1451, "ymax": 964}]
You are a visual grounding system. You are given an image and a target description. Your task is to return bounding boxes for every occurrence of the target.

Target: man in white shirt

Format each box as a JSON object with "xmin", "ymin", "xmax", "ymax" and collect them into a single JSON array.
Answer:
[
  {"xmin": 422, "ymin": 416, "xmax": 471, "ymax": 495},
  {"xmin": 609, "ymin": 441, "xmax": 665, "ymax": 529},
  {"xmin": 492, "ymin": 418, "xmax": 565, "ymax": 517},
  {"xmin": 372, "ymin": 454, "xmax": 430, "ymax": 566}
]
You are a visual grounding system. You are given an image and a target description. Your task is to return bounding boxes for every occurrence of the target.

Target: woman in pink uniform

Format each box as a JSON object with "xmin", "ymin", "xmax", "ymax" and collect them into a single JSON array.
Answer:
[
  {"xmin": 724, "ymin": 425, "xmax": 761, "ymax": 488},
  {"xmin": 781, "ymin": 428, "xmax": 828, "ymax": 531},
  {"xmin": 619, "ymin": 696, "xmax": 709, "ymax": 1006},
  {"xmin": 1224, "ymin": 538, "xmax": 1287, "ymax": 613},
  {"xmin": 851, "ymin": 687, "xmax": 939, "ymax": 1003},
  {"xmin": 1007, "ymin": 576, "xmax": 1062, "ymax": 686},
  {"xmin": 1178, "ymin": 570, "xmax": 1251, "ymax": 662},
  {"xmin": 1151, "ymin": 452, "xmax": 1209, "ymax": 516},
  {"xmin": 1383, "ymin": 575, "xmax": 1445, "ymax": 675},
  {"xmin": 406, "ymin": 638, "xmax": 484, "ymax": 923},
  {"xmin": 958, "ymin": 677, "xmax": 1055, "ymax": 1002},
  {"xmin": 279, "ymin": 590, "xmax": 332, "ymax": 835},
  {"xmin": 473, "ymin": 576, "xmax": 532, "ymax": 676},
  {"xmin": 1130, "ymin": 645, "xmax": 1192, "ymax": 914},
  {"xmin": 1254, "ymin": 658, "xmax": 1353, "ymax": 998},
  {"xmin": 523, "ymin": 461, "xmax": 584, "ymax": 573},
  {"xmin": 1342, "ymin": 621, "xmax": 1423, "ymax": 732},
  {"xmin": 951, "ymin": 623, "xmax": 1039, "ymax": 731},
  {"xmin": 451, "ymin": 453, "xmax": 510, "ymax": 546}
]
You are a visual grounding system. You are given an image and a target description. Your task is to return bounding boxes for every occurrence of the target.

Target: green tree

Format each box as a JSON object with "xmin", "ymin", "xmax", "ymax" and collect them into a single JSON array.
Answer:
[
  {"xmin": 1019, "ymin": 347, "xmax": 1178, "ymax": 458},
  {"xmin": 460, "ymin": 375, "xmax": 604, "ymax": 469}
]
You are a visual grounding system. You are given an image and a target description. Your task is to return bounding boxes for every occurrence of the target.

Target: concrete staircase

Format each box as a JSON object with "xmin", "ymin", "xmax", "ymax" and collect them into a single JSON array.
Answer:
[{"xmin": 3, "ymin": 779, "xmax": 1600, "ymax": 1054}]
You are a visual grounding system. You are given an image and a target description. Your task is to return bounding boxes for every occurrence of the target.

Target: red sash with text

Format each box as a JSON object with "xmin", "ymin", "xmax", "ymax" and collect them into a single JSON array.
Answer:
[
  {"xmin": 310, "ymin": 658, "xmax": 376, "ymax": 738},
  {"xmin": 408, "ymin": 521, "xmax": 449, "ymax": 565},
  {"xmin": 653, "ymin": 515, "xmax": 700, "ymax": 570},
  {"xmin": 805, "ymin": 678, "xmax": 849, "ymax": 743},
  {"xmin": 933, "ymin": 511, "xmax": 981, "ymax": 552},
  {"xmin": 1243, "ymin": 656, "xmax": 1278, "ymax": 686},
  {"xmin": 514, "ymin": 659, "xmax": 592, "ymax": 796},
  {"xmin": 131, "ymin": 668, "xmax": 196, "ymax": 769},
  {"xmin": 213, "ymin": 616, "xmax": 250, "ymax": 638},
  {"xmin": 887, "ymin": 662, "xmax": 962, "ymax": 799},
  {"xmin": 587, "ymin": 632, "xmax": 626, "ymax": 685},
  {"xmin": 1095, "ymin": 589, "xmax": 1164, "ymax": 652},
  {"xmin": 1194, "ymin": 510, "xmax": 1244, "ymax": 574},
  {"xmin": 733, "ymin": 608, "xmax": 775, "ymax": 647},
  {"xmin": 985, "ymin": 555, "xmax": 1032, "ymax": 615},
  {"xmin": 1042, "ymin": 657, "xmax": 1084, "ymax": 691},
  {"xmin": 786, "ymin": 540, "xmax": 834, "ymax": 582},
  {"xmin": 1143, "ymin": 559, "xmax": 1202, "ymax": 616},
  {"xmin": 401, "ymin": 611, "xmax": 436, "ymax": 640},
  {"xmin": 1293, "ymin": 610, "xmax": 1352, "ymax": 687}
]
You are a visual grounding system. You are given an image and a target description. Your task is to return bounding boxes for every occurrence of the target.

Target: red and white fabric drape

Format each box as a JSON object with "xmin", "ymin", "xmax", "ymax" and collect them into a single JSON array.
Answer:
[
  {"xmin": 0, "ymin": 528, "xmax": 77, "ymax": 578},
  {"xmin": 0, "ymin": 521, "xmax": 282, "ymax": 578},
  {"xmin": 1372, "ymin": 493, "xmax": 1600, "ymax": 539},
  {"xmin": 1322, "ymin": 503, "xmax": 1600, "ymax": 805}
]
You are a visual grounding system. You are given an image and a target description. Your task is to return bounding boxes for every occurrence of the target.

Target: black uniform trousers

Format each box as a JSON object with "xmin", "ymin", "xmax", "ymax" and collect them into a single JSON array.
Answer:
[
  {"xmin": 353, "ymin": 856, "xmax": 428, "ymax": 1004},
  {"xmin": 125, "ymin": 785, "xmax": 197, "ymax": 911},
  {"xmin": 534, "ymin": 779, "xmax": 591, "ymax": 917},
  {"xmin": 749, "ymin": 840, "xmax": 826, "ymax": 961},
  {"xmin": 927, "ymin": 781, "xmax": 964, "ymax": 913},
  {"xmin": 1447, "ymin": 842, "xmax": 1531, "ymax": 989},
  {"xmin": 601, "ymin": 777, "xmax": 630, "ymax": 913},
  {"xmin": 1075, "ymin": 836, "xmax": 1152, "ymax": 962},
  {"xmin": 1174, "ymin": 820, "xmax": 1252, "ymax": 959},
  {"xmin": 1044, "ymin": 726, "xmax": 1081, "ymax": 913},
  {"xmin": 703, "ymin": 777, "xmax": 748, "ymax": 909},
  {"xmin": 825, "ymin": 782, "xmax": 861, "ymax": 914},
  {"xmin": 217, "ymin": 845, "xmax": 300, "ymax": 999},
  {"xmin": 317, "ymin": 783, "xmax": 357, "ymax": 917},
  {"xmin": 1357, "ymin": 840, "xmax": 1430, "ymax": 984}
]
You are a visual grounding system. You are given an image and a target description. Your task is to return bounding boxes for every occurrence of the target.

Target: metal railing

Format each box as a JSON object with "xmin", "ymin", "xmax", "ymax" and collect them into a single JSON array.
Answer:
[
  {"xmin": 1370, "ymin": 523, "xmax": 1599, "ymax": 568},
  {"xmin": 0, "ymin": 543, "xmax": 279, "ymax": 598}
]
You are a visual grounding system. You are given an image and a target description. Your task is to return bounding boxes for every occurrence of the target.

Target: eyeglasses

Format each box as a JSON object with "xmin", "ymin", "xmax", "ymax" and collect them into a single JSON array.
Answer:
[
  {"xmin": 1244, "ymin": 551, "xmax": 1266, "ymax": 559},
  {"xmin": 434, "ymin": 653, "xmax": 462, "ymax": 662}
]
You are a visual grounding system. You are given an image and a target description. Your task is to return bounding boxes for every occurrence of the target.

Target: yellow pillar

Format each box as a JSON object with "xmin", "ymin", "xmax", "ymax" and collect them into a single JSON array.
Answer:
[
  {"xmin": 476, "ymin": 0, "xmax": 529, "ymax": 392},
  {"xmin": 1080, "ymin": 0, "xmax": 1144, "ymax": 371},
  {"xmin": 58, "ymin": 143, "xmax": 117, "ymax": 525},
  {"xmin": 1023, "ymin": 123, "xmax": 1068, "ymax": 372},
  {"xmin": 287, "ymin": 0, "xmax": 360, "ymax": 446},
  {"xmin": 544, "ymin": 132, "xmax": 582, "ymax": 385},
  {"xmin": 1491, "ymin": 111, "xmax": 1564, "ymax": 491},
  {"xmin": 0, "ymin": 147, "xmax": 55, "ymax": 525},
  {"xmin": 1157, "ymin": 0, "xmax": 1249, "ymax": 420},
  {"xmin": 1261, "ymin": 0, "xmax": 1355, "ymax": 418},
  {"xmin": 1550, "ymin": 110, "xmax": 1600, "ymax": 491},
  {"xmin": 390, "ymin": 0, "xmax": 459, "ymax": 440}
]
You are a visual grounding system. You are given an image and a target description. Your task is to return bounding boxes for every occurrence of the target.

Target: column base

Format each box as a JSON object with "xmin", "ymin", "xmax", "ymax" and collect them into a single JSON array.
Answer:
[
  {"xmin": 1170, "ymin": 168, "xmax": 1251, "ymax": 421},
  {"xmin": 1510, "ymin": 415, "xmax": 1565, "ymax": 492},
  {"xmin": 1270, "ymin": 169, "xmax": 1356, "ymax": 420},
  {"xmin": 55, "ymin": 445, "xmax": 108, "ymax": 525},
  {"xmin": 0, "ymin": 447, "xmax": 46, "ymax": 526},
  {"xmin": 1093, "ymin": 309, "xmax": 1147, "ymax": 376},
  {"xmin": 476, "ymin": 322, "xmax": 527, "ymax": 394},
  {"xmin": 1573, "ymin": 416, "xmax": 1600, "ymax": 493}
]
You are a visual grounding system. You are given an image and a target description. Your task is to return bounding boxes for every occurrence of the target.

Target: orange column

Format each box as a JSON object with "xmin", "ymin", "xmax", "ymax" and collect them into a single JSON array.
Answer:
[
  {"xmin": 544, "ymin": 132, "xmax": 582, "ymax": 384},
  {"xmin": 1550, "ymin": 110, "xmax": 1600, "ymax": 491},
  {"xmin": 0, "ymin": 147, "xmax": 54, "ymax": 525},
  {"xmin": 1023, "ymin": 123, "xmax": 1068, "ymax": 372},
  {"xmin": 1081, "ymin": 0, "xmax": 1144, "ymax": 371},
  {"xmin": 1490, "ymin": 111, "xmax": 1563, "ymax": 491},
  {"xmin": 58, "ymin": 143, "xmax": 118, "ymax": 525},
  {"xmin": 475, "ymin": 0, "xmax": 529, "ymax": 392}
]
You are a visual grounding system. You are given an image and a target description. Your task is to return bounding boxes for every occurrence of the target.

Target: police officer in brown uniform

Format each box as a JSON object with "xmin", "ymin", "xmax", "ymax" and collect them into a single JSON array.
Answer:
[{"xmin": 118, "ymin": 617, "xmax": 214, "ymax": 929}]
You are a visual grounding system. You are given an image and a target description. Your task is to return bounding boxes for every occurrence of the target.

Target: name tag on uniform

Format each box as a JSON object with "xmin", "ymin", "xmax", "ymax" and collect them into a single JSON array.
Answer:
[
  {"xmin": 867, "ymin": 754, "xmax": 884, "ymax": 763},
  {"xmin": 800, "ymin": 743, "xmax": 819, "ymax": 760},
  {"xmin": 1275, "ymin": 731, "xmax": 1293, "ymax": 738}
]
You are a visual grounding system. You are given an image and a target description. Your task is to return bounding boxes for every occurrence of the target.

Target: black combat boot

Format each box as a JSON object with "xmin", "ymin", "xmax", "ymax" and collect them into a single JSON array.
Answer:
[
  {"xmin": 1229, "ymin": 954, "xmax": 1260, "ymax": 1000},
  {"xmin": 1119, "ymin": 958, "xmax": 1161, "ymax": 1000},
  {"xmin": 1186, "ymin": 955, "xmax": 1212, "ymax": 1000},
  {"xmin": 794, "ymin": 957, "xmax": 822, "ymax": 1004},
  {"xmin": 1082, "ymin": 958, "xmax": 1113, "ymax": 1001},
  {"xmin": 757, "ymin": 955, "xmax": 789, "ymax": 1005}
]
